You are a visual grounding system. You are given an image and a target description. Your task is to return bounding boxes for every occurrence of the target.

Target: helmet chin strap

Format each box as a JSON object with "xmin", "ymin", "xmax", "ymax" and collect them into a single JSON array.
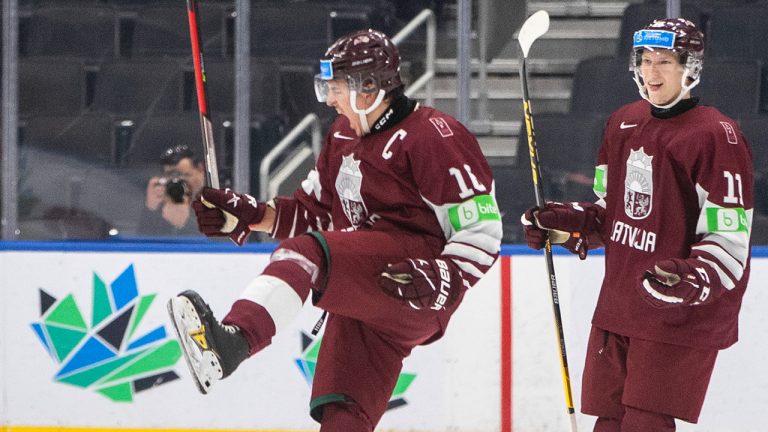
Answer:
[
  {"xmin": 350, "ymin": 89, "xmax": 386, "ymax": 135},
  {"xmin": 633, "ymin": 69, "xmax": 700, "ymax": 110}
]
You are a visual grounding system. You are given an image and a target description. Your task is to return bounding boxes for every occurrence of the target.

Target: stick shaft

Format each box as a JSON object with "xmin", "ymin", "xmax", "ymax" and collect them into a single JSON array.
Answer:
[
  {"xmin": 520, "ymin": 56, "xmax": 578, "ymax": 429},
  {"xmin": 186, "ymin": 0, "xmax": 220, "ymax": 188}
]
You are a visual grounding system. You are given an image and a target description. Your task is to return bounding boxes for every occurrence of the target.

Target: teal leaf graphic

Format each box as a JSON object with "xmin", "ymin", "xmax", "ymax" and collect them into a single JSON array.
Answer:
[
  {"xmin": 31, "ymin": 264, "xmax": 182, "ymax": 402},
  {"xmin": 294, "ymin": 332, "xmax": 415, "ymax": 410}
]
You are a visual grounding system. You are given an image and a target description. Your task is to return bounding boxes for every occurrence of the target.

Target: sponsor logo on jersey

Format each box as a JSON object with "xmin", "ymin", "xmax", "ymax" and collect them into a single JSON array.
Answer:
[
  {"xmin": 719, "ymin": 121, "xmax": 738, "ymax": 145},
  {"xmin": 448, "ymin": 194, "xmax": 501, "ymax": 231},
  {"xmin": 335, "ymin": 154, "xmax": 368, "ymax": 228},
  {"xmin": 610, "ymin": 220, "xmax": 657, "ymax": 252},
  {"xmin": 429, "ymin": 117, "xmax": 454, "ymax": 137},
  {"xmin": 706, "ymin": 207, "xmax": 749, "ymax": 232},
  {"xmin": 624, "ymin": 147, "xmax": 653, "ymax": 219}
]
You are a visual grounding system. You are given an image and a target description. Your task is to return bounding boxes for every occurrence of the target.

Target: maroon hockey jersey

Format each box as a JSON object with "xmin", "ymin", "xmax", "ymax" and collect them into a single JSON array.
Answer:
[
  {"xmin": 592, "ymin": 100, "xmax": 753, "ymax": 349},
  {"xmin": 269, "ymin": 105, "xmax": 502, "ymax": 287}
]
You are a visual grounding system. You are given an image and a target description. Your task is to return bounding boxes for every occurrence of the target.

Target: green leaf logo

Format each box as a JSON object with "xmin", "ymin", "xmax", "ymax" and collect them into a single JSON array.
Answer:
[{"xmin": 30, "ymin": 264, "xmax": 182, "ymax": 402}]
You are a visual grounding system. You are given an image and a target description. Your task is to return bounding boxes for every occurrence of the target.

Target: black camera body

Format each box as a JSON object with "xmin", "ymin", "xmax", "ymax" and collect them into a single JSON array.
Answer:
[{"xmin": 158, "ymin": 174, "xmax": 188, "ymax": 203}]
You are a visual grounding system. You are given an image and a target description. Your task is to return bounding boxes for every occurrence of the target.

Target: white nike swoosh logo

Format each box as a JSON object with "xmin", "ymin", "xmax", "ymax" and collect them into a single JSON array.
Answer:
[
  {"xmin": 333, "ymin": 131, "xmax": 355, "ymax": 140},
  {"xmin": 620, "ymin": 122, "xmax": 638, "ymax": 129}
]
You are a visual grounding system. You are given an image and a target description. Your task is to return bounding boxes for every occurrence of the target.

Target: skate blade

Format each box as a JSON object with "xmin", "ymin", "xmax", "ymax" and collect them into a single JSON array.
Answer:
[{"xmin": 167, "ymin": 296, "xmax": 224, "ymax": 394}]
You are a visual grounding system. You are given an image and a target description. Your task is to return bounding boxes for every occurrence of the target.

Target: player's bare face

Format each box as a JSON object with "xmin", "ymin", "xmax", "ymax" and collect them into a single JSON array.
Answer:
[
  {"xmin": 325, "ymin": 79, "xmax": 367, "ymax": 136},
  {"xmin": 640, "ymin": 49, "xmax": 687, "ymax": 106}
]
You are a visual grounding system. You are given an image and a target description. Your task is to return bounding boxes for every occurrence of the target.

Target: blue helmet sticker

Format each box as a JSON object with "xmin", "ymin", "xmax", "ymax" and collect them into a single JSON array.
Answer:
[
  {"xmin": 319, "ymin": 60, "xmax": 334, "ymax": 80},
  {"xmin": 633, "ymin": 30, "xmax": 676, "ymax": 49}
]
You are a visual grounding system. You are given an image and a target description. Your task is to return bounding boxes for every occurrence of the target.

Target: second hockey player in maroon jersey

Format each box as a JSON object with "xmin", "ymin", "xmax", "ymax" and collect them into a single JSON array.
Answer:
[
  {"xmin": 522, "ymin": 18, "xmax": 753, "ymax": 431},
  {"xmin": 168, "ymin": 29, "xmax": 502, "ymax": 431}
]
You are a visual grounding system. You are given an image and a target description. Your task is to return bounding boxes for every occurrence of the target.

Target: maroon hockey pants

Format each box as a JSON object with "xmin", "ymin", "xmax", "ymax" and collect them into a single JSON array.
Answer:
[{"xmin": 582, "ymin": 326, "xmax": 718, "ymax": 429}]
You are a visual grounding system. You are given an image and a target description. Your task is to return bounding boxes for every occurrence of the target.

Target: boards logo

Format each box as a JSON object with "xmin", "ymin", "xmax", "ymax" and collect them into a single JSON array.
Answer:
[
  {"xmin": 294, "ymin": 331, "xmax": 416, "ymax": 410},
  {"xmin": 30, "ymin": 264, "xmax": 182, "ymax": 402}
]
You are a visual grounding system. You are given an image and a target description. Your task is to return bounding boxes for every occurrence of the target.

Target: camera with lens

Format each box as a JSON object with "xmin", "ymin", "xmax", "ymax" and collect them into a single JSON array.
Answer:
[{"xmin": 158, "ymin": 173, "xmax": 189, "ymax": 203}]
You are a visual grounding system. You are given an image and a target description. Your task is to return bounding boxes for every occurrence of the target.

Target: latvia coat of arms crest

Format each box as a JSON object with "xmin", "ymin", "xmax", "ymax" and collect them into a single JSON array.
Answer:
[
  {"xmin": 335, "ymin": 154, "xmax": 368, "ymax": 228},
  {"xmin": 624, "ymin": 147, "xmax": 653, "ymax": 219}
]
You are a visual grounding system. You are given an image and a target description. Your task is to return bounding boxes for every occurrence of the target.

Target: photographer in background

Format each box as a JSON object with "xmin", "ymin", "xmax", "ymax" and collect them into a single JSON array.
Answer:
[{"xmin": 137, "ymin": 144, "xmax": 205, "ymax": 236}]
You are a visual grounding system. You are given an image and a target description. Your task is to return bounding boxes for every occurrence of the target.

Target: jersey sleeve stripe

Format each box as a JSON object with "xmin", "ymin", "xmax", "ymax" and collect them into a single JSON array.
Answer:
[
  {"xmin": 697, "ymin": 231, "xmax": 750, "ymax": 265},
  {"xmin": 692, "ymin": 243, "xmax": 743, "ymax": 281},
  {"xmin": 451, "ymin": 227, "xmax": 502, "ymax": 255},
  {"xmin": 451, "ymin": 258, "xmax": 485, "ymax": 279},
  {"xmin": 443, "ymin": 241, "xmax": 496, "ymax": 266},
  {"xmin": 697, "ymin": 256, "xmax": 736, "ymax": 290}
]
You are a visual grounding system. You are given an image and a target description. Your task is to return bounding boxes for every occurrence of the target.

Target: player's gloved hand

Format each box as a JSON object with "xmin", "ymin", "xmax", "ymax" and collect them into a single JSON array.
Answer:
[
  {"xmin": 378, "ymin": 258, "xmax": 465, "ymax": 311},
  {"xmin": 640, "ymin": 258, "xmax": 720, "ymax": 308},
  {"xmin": 520, "ymin": 202, "xmax": 599, "ymax": 260},
  {"xmin": 191, "ymin": 187, "xmax": 266, "ymax": 246}
]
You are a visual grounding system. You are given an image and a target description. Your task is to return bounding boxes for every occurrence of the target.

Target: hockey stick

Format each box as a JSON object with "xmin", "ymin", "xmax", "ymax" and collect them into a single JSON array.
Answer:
[
  {"xmin": 186, "ymin": 0, "xmax": 220, "ymax": 188},
  {"xmin": 518, "ymin": 10, "xmax": 578, "ymax": 432}
]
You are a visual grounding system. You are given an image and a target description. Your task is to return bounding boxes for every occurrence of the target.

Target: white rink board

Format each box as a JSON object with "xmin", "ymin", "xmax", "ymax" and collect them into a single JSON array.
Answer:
[
  {"xmin": 0, "ymin": 244, "xmax": 766, "ymax": 431},
  {"xmin": 0, "ymin": 246, "xmax": 500, "ymax": 431},
  {"xmin": 512, "ymin": 253, "xmax": 768, "ymax": 432}
]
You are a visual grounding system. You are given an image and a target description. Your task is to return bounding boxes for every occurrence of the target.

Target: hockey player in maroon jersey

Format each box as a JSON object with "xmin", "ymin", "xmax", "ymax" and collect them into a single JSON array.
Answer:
[
  {"xmin": 167, "ymin": 29, "xmax": 502, "ymax": 431},
  {"xmin": 522, "ymin": 18, "xmax": 753, "ymax": 431}
]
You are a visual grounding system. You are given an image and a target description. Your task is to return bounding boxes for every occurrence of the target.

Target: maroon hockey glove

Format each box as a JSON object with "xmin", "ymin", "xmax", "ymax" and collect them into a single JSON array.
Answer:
[
  {"xmin": 191, "ymin": 187, "xmax": 266, "ymax": 246},
  {"xmin": 640, "ymin": 258, "xmax": 721, "ymax": 308},
  {"xmin": 520, "ymin": 202, "xmax": 599, "ymax": 260},
  {"xmin": 378, "ymin": 258, "xmax": 464, "ymax": 311}
]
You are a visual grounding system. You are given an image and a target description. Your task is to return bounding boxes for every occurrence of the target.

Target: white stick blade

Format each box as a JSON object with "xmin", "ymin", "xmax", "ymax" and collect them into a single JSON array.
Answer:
[{"xmin": 518, "ymin": 10, "xmax": 550, "ymax": 58}]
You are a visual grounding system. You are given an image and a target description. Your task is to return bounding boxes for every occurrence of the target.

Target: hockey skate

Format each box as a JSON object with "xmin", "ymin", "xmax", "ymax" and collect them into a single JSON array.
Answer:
[{"xmin": 167, "ymin": 290, "xmax": 249, "ymax": 394}]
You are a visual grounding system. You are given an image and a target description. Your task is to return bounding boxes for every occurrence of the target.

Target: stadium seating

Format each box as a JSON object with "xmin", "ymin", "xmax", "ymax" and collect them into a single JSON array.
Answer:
[
  {"xmin": 517, "ymin": 112, "xmax": 605, "ymax": 203},
  {"xmin": 739, "ymin": 115, "xmax": 768, "ymax": 173},
  {"xmin": 569, "ymin": 56, "xmax": 639, "ymax": 115},
  {"xmin": 114, "ymin": 112, "xmax": 204, "ymax": 166},
  {"xmin": 21, "ymin": 112, "xmax": 116, "ymax": 164},
  {"xmin": 489, "ymin": 164, "xmax": 539, "ymax": 244},
  {"xmin": 182, "ymin": 59, "xmax": 282, "ymax": 117},
  {"xmin": 19, "ymin": 57, "xmax": 86, "ymax": 116},
  {"xmin": 706, "ymin": 3, "xmax": 768, "ymax": 111},
  {"xmin": 250, "ymin": 3, "xmax": 371, "ymax": 60},
  {"xmin": 130, "ymin": 3, "xmax": 229, "ymax": 58},
  {"xmin": 740, "ymin": 114, "xmax": 768, "ymax": 242},
  {"xmin": 22, "ymin": 5, "xmax": 118, "ymax": 58},
  {"xmin": 697, "ymin": 59, "xmax": 762, "ymax": 117},
  {"xmin": 90, "ymin": 59, "xmax": 184, "ymax": 114}
]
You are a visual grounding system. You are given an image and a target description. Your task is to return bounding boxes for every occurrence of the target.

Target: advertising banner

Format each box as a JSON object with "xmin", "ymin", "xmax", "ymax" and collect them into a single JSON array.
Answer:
[
  {"xmin": 0, "ymin": 245, "xmax": 501, "ymax": 431},
  {"xmin": 1, "ymin": 243, "xmax": 766, "ymax": 431}
]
